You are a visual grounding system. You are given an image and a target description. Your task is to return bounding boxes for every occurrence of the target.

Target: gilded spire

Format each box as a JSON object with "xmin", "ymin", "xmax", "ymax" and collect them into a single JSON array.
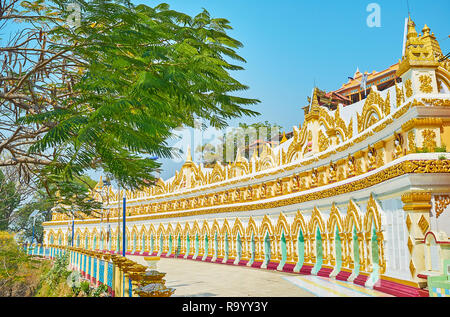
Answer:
[
  {"xmin": 280, "ymin": 132, "xmax": 287, "ymax": 144},
  {"xmin": 397, "ymin": 17, "xmax": 441, "ymax": 77},
  {"xmin": 97, "ymin": 175, "xmax": 103, "ymax": 188},
  {"xmin": 311, "ymin": 88, "xmax": 320, "ymax": 109},
  {"xmin": 422, "ymin": 24, "xmax": 430, "ymax": 36},
  {"xmin": 406, "ymin": 16, "xmax": 417, "ymax": 40},
  {"xmin": 235, "ymin": 148, "xmax": 243, "ymax": 162},
  {"xmin": 185, "ymin": 146, "xmax": 192, "ymax": 162}
]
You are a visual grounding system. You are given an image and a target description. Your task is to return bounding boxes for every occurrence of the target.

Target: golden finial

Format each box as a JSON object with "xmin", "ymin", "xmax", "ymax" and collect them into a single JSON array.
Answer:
[
  {"xmin": 422, "ymin": 24, "xmax": 430, "ymax": 36},
  {"xmin": 311, "ymin": 88, "xmax": 320, "ymax": 109},
  {"xmin": 235, "ymin": 149, "xmax": 243, "ymax": 162},
  {"xmin": 97, "ymin": 176, "xmax": 103, "ymax": 188},
  {"xmin": 280, "ymin": 132, "xmax": 287, "ymax": 144},
  {"xmin": 185, "ymin": 146, "xmax": 192, "ymax": 162},
  {"xmin": 407, "ymin": 16, "xmax": 418, "ymax": 40}
]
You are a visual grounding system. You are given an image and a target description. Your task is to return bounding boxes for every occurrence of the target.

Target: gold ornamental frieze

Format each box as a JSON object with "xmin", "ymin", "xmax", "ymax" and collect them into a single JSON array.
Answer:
[{"xmin": 45, "ymin": 160, "xmax": 450, "ymax": 226}]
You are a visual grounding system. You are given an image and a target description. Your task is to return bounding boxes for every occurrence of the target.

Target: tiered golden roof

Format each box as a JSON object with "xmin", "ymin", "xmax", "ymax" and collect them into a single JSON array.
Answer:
[{"xmin": 397, "ymin": 17, "xmax": 443, "ymax": 77}]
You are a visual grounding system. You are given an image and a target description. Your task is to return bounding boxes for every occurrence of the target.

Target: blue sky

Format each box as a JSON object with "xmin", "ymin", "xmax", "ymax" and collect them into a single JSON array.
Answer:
[
  {"xmin": 142, "ymin": 0, "xmax": 450, "ymax": 179},
  {"xmin": 144, "ymin": 0, "xmax": 450, "ymax": 129}
]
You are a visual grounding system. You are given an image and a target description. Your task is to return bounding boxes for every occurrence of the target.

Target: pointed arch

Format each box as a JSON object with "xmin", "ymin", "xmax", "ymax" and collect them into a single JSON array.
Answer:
[
  {"xmin": 291, "ymin": 211, "xmax": 308, "ymax": 239},
  {"xmin": 327, "ymin": 203, "xmax": 344, "ymax": 233},
  {"xmin": 308, "ymin": 207, "xmax": 326, "ymax": 235},
  {"xmin": 245, "ymin": 217, "xmax": 258, "ymax": 238},
  {"xmin": 174, "ymin": 222, "xmax": 183, "ymax": 237},
  {"xmin": 139, "ymin": 225, "xmax": 148, "ymax": 253},
  {"xmin": 148, "ymin": 224, "xmax": 156, "ymax": 237},
  {"xmin": 364, "ymin": 195, "xmax": 383, "ymax": 232},
  {"xmin": 209, "ymin": 162, "xmax": 226, "ymax": 184},
  {"xmin": 192, "ymin": 221, "xmax": 201, "ymax": 236},
  {"xmin": 259, "ymin": 215, "xmax": 274, "ymax": 237},
  {"xmin": 231, "ymin": 218, "xmax": 245, "ymax": 238},
  {"xmin": 275, "ymin": 212, "xmax": 290, "ymax": 236},
  {"xmin": 166, "ymin": 223, "xmax": 174, "ymax": 237},
  {"xmin": 344, "ymin": 200, "xmax": 364, "ymax": 272},
  {"xmin": 211, "ymin": 219, "xmax": 220, "ymax": 237},
  {"xmin": 364, "ymin": 194, "xmax": 386, "ymax": 275},
  {"xmin": 345, "ymin": 200, "xmax": 363, "ymax": 232},
  {"xmin": 156, "ymin": 223, "xmax": 166, "ymax": 237},
  {"xmin": 200, "ymin": 220, "xmax": 210, "ymax": 237},
  {"xmin": 91, "ymin": 228, "xmax": 99, "ymax": 250},
  {"xmin": 221, "ymin": 219, "xmax": 232, "ymax": 237}
]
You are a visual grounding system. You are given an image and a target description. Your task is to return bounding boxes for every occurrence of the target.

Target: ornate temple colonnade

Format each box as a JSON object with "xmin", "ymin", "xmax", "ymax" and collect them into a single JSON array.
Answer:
[
  {"xmin": 44, "ymin": 17, "xmax": 450, "ymax": 297},
  {"xmin": 45, "ymin": 157, "xmax": 450, "ymax": 297}
]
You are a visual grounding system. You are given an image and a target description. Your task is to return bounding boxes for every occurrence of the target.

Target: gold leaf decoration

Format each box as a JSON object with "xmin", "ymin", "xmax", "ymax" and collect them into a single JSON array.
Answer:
[
  {"xmin": 418, "ymin": 215, "xmax": 429, "ymax": 235},
  {"xmin": 421, "ymin": 129, "xmax": 436, "ymax": 151},
  {"xmin": 418, "ymin": 74, "xmax": 433, "ymax": 93},
  {"xmin": 404, "ymin": 79, "xmax": 413, "ymax": 98},
  {"xmin": 435, "ymin": 195, "xmax": 450, "ymax": 219}
]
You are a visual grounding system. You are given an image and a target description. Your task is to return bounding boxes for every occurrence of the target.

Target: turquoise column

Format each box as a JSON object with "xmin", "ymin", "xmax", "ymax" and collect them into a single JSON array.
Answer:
[
  {"xmin": 277, "ymin": 230, "xmax": 287, "ymax": 270},
  {"xmin": 312, "ymin": 227, "xmax": 323, "ymax": 275},
  {"xmin": 185, "ymin": 234, "xmax": 190, "ymax": 258},
  {"xmin": 263, "ymin": 231, "xmax": 271, "ymax": 268},
  {"xmin": 294, "ymin": 230, "xmax": 305, "ymax": 272},
  {"xmin": 352, "ymin": 226, "xmax": 360, "ymax": 277},
  {"xmin": 202, "ymin": 234, "xmax": 208, "ymax": 260},
  {"xmin": 167, "ymin": 234, "xmax": 172, "ymax": 256},
  {"xmin": 141, "ymin": 234, "xmax": 146, "ymax": 254},
  {"xmin": 177, "ymin": 234, "xmax": 182, "ymax": 257},
  {"xmin": 247, "ymin": 233, "xmax": 255, "ymax": 266},
  {"xmin": 150, "ymin": 234, "xmax": 154, "ymax": 255},
  {"xmin": 334, "ymin": 226, "xmax": 343, "ymax": 274},
  {"xmin": 223, "ymin": 232, "xmax": 229, "ymax": 263},
  {"xmin": 367, "ymin": 224, "xmax": 380, "ymax": 287},
  {"xmin": 158, "ymin": 233, "xmax": 163, "ymax": 255},
  {"xmin": 194, "ymin": 234, "xmax": 199, "ymax": 259},
  {"xmin": 213, "ymin": 232, "xmax": 218, "ymax": 261},
  {"xmin": 234, "ymin": 232, "xmax": 242, "ymax": 264}
]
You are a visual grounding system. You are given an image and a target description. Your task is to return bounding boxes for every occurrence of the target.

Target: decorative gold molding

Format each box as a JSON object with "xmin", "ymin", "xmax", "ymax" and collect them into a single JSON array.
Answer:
[
  {"xmin": 421, "ymin": 129, "xmax": 437, "ymax": 151},
  {"xmin": 421, "ymin": 98, "xmax": 450, "ymax": 107},
  {"xmin": 401, "ymin": 118, "xmax": 443, "ymax": 132},
  {"xmin": 418, "ymin": 215, "xmax": 429, "ymax": 235},
  {"xmin": 45, "ymin": 160, "xmax": 450, "ymax": 227},
  {"xmin": 404, "ymin": 79, "xmax": 413, "ymax": 98},
  {"xmin": 418, "ymin": 74, "xmax": 433, "ymax": 93},
  {"xmin": 435, "ymin": 195, "xmax": 450, "ymax": 219}
]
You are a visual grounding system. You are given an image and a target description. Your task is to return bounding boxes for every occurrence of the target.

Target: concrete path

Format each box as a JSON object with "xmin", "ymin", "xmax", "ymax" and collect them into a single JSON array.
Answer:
[{"xmin": 127, "ymin": 256, "xmax": 391, "ymax": 297}]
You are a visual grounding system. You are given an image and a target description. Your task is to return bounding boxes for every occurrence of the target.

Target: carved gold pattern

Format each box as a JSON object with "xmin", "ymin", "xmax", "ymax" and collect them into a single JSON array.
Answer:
[
  {"xmin": 356, "ymin": 89, "xmax": 389, "ymax": 133},
  {"xmin": 421, "ymin": 129, "xmax": 436, "ymax": 151},
  {"xmin": 435, "ymin": 195, "xmax": 450, "ymax": 219},
  {"xmin": 318, "ymin": 130, "xmax": 329, "ymax": 152},
  {"xmin": 407, "ymin": 237, "xmax": 414, "ymax": 254},
  {"xmin": 404, "ymin": 79, "xmax": 413, "ymax": 98},
  {"xmin": 418, "ymin": 215, "xmax": 429, "ymax": 235},
  {"xmin": 406, "ymin": 214, "xmax": 412, "ymax": 232},
  {"xmin": 418, "ymin": 74, "xmax": 433, "ymax": 93},
  {"xmin": 408, "ymin": 131, "xmax": 416, "ymax": 153},
  {"xmin": 409, "ymin": 260, "xmax": 416, "ymax": 278},
  {"xmin": 45, "ymin": 160, "xmax": 450, "ymax": 226},
  {"xmin": 422, "ymin": 98, "xmax": 450, "ymax": 107},
  {"xmin": 396, "ymin": 83, "xmax": 405, "ymax": 107}
]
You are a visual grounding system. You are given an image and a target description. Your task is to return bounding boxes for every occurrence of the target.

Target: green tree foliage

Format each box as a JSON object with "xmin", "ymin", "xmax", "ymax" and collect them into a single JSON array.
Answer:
[
  {"xmin": 10, "ymin": 192, "xmax": 53, "ymax": 243},
  {"xmin": 196, "ymin": 121, "xmax": 282, "ymax": 165},
  {"xmin": 0, "ymin": 232, "xmax": 35, "ymax": 292},
  {"xmin": 14, "ymin": 0, "xmax": 259, "ymax": 199},
  {"xmin": 11, "ymin": 174, "xmax": 100, "ymax": 243},
  {"xmin": 0, "ymin": 170, "xmax": 21, "ymax": 231}
]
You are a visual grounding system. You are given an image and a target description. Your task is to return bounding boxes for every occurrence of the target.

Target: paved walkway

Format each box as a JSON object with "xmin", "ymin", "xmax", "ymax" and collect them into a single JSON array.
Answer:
[{"xmin": 128, "ymin": 256, "xmax": 392, "ymax": 297}]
